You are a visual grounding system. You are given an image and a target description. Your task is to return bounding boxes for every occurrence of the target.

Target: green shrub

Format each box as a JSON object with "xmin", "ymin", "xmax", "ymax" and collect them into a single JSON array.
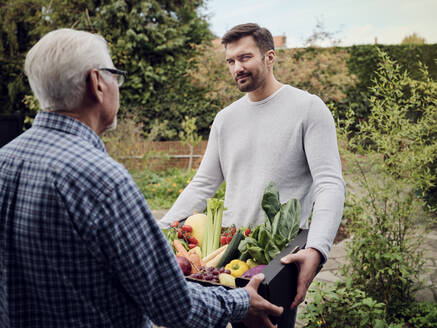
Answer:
[
  {"xmin": 337, "ymin": 44, "xmax": 437, "ymax": 125},
  {"xmin": 337, "ymin": 48, "xmax": 436, "ymax": 321},
  {"xmin": 300, "ymin": 280, "xmax": 389, "ymax": 328},
  {"xmin": 340, "ymin": 47, "xmax": 437, "ymax": 212},
  {"xmin": 403, "ymin": 302, "xmax": 437, "ymax": 328},
  {"xmin": 132, "ymin": 168, "xmax": 225, "ymax": 210},
  {"xmin": 341, "ymin": 175, "xmax": 426, "ymax": 319}
]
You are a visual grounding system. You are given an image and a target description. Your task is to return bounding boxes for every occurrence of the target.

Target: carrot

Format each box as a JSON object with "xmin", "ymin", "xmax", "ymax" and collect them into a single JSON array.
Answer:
[
  {"xmin": 188, "ymin": 253, "xmax": 202, "ymax": 273},
  {"xmin": 173, "ymin": 240, "xmax": 190, "ymax": 259}
]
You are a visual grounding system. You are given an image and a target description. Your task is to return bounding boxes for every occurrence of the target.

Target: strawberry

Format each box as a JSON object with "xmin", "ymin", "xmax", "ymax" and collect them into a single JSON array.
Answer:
[
  {"xmin": 226, "ymin": 235, "xmax": 232, "ymax": 244},
  {"xmin": 245, "ymin": 228, "xmax": 251, "ymax": 237},
  {"xmin": 171, "ymin": 221, "xmax": 179, "ymax": 228},
  {"xmin": 187, "ymin": 236, "xmax": 198, "ymax": 245},
  {"xmin": 188, "ymin": 243, "xmax": 197, "ymax": 249},
  {"xmin": 220, "ymin": 235, "xmax": 227, "ymax": 245},
  {"xmin": 181, "ymin": 225, "xmax": 193, "ymax": 233}
]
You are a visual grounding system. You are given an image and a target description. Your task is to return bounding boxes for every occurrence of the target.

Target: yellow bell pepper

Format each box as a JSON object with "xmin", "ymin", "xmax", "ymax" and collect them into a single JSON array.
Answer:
[{"xmin": 225, "ymin": 259, "xmax": 249, "ymax": 277}]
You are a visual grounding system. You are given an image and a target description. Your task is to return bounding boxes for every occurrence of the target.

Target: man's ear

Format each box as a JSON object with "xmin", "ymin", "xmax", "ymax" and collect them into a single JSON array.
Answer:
[
  {"xmin": 265, "ymin": 49, "xmax": 276, "ymax": 69},
  {"xmin": 87, "ymin": 69, "xmax": 105, "ymax": 104}
]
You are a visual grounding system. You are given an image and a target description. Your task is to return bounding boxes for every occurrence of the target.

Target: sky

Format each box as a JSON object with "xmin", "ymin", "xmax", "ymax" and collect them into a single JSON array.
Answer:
[{"xmin": 203, "ymin": 0, "xmax": 437, "ymax": 47}]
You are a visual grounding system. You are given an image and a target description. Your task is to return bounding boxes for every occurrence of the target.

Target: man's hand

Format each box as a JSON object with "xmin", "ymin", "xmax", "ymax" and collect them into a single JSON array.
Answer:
[
  {"xmin": 280, "ymin": 247, "xmax": 322, "ymax": 309},
  {"xmin": 243, "ymin": 273, "xmax": 283, "ymax": 328}
]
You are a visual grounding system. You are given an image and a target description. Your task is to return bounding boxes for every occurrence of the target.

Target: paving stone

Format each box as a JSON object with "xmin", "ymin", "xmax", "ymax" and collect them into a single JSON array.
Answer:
[
  {"xmin": 320, "ymin": 259, "xmax": 340, "ymax": 272},
  {"xmin": 315, "ymin": 271, "xmax": 341, "ymax": 283},
  {"xmin": 430, "ymin": 270, "xmax": 437, "ymax": 286},
  {"xmin": 425, "ymin": 231, "xmax": 437, "ymax": 240},
  {"xmin": 424, "ymin": 258, "xmax": 436, "ymax": 270},
  {"xmin": 328, "ymin": 241, "xmax": 347, "ymax": 259},
  {"xmin": 424, "ymin": 237, "xmax": 437, "ymax": 251},
  {"xmin": 415, "ymin": 287, "xmax": 436, "ymax": 302}
]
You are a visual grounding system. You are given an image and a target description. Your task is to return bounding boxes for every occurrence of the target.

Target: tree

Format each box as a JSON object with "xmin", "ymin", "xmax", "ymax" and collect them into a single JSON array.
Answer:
[
  {"xmin": 401, "ymin": 33, "xmax": 426, "ymax": 45},
  {"xmin": 0, "ymin": 0, "xmax": 104, "ymax": 116},
  {"xmin": 0, "ymin": 0, "xmax": 212, "ymax": 138}
]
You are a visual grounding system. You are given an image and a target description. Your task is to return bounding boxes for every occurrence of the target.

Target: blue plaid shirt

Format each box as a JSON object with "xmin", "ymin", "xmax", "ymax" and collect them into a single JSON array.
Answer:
[{"xmin": 0, "ymin": 111, "xmax": 249, "ymax": 328}]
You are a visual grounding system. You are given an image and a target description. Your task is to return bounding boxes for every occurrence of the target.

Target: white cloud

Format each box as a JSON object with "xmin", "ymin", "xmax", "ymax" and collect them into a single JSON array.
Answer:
[
  {"xmin": 206, "ymin": 0, "xmax": 437, "ymax": 46},
  {"xmin": 341, "ymin": 24, "xmax": 378, "ymax": 46}
]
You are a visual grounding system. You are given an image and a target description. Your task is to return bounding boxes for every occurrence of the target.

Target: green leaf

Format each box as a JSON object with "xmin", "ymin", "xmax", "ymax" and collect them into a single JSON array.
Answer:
[
  {"xmin": 257, "ymin": 227, "xmax": 272, "ymax": 249},
  {"xmin": 261, "ymin": 182, "xmax": 281, "ymax": 225},
  {"xmin": 279, "ymin": 198, "xmax": 301, "ymax": 241},
  {"xmin": 247, "ymin": 246, "xmax": 267, "ymax": 264},
  {"xmin": 264, "ymin": 240, "xmax": 280, "ymax": 263}
]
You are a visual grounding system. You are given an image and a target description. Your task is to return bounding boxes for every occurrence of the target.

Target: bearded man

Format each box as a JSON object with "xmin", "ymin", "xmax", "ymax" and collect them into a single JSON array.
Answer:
[{"xmin": 160, "ymin": 23, "xmax": 346, "ymax": 326}]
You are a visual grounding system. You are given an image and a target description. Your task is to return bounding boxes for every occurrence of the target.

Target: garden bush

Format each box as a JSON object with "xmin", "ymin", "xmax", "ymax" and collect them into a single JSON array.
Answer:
[
  {"xmin": 301, "ymin": 281, "xmax": 437, "ymax": 327},
  {"xmin": 402, "ymin": 301, "xmax": 437, "ymax": 328},
  {"xmin": 299, "ymin": 280, "xmax": 389, "ymax": 328},
  {"xmin": 336, "ymin": 48, "xmax": 436, "ymax": 321},
  {"xmin": 337, "ymin": 47, "xmax": 437, "ymax": 212}
]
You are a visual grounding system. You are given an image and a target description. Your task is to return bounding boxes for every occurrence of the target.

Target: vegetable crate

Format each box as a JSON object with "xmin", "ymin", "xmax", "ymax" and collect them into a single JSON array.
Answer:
[{"xmin": 187, "ymin": 229, "xmax": 308, "ymax": 328}]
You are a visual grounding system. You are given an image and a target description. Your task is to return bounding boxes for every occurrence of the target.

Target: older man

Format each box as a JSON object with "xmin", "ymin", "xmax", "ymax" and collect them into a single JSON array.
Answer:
[{"xmin": 0, "ymin": 29, "xmax": 282, "ymax": 328}]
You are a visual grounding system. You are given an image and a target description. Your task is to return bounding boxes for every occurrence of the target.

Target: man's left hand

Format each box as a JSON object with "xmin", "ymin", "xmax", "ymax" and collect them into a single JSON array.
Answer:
[{"xmin": 280, "ymin": 247, "xmax": 322, "ymax": 309}]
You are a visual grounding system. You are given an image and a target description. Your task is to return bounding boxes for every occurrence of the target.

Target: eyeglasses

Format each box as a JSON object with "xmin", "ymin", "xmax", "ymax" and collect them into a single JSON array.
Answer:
[{"xmin": 98, "ymin": 68, "xmax": 127, "ymax": 87}]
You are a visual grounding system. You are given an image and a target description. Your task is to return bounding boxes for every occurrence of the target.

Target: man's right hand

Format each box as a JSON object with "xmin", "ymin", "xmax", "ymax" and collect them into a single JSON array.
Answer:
[{"xmin": 242, "ymin": 273, "xmax": 283, "ymax": 328}]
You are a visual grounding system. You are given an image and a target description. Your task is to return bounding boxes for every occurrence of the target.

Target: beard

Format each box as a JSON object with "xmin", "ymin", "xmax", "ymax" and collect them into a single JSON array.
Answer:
[{"xmin": 235, "ymin": 68, "xmax": 267, "ymax": 93}]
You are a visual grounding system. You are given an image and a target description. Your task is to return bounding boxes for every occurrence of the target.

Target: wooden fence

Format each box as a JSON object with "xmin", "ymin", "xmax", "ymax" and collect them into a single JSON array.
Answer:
[{"xmin": 115, "ymin": 140, "xmax": 208, "ymax": 171}]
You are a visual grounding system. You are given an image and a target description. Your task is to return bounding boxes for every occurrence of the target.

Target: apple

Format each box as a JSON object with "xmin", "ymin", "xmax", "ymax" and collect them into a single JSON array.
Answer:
[{"xmin": 176, "ymin": 256, "xmax": 192, "ymax": 276}]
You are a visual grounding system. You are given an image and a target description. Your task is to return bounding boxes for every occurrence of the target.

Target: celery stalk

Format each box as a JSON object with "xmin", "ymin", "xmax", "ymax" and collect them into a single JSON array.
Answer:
[
  {"xmin": 203, "ymin": 198, "xmax": 225, "ymax": 256},
  {"xmin": 207, "ymin": 198, "xmax": 216, "ymax": 256},
  {"xmin": 213, "ymin": 200, "xmax": 223, "ymax": 251},
  {"xmin": 202, "ymin": 199, "xmax": 214, "ymax": 257}
]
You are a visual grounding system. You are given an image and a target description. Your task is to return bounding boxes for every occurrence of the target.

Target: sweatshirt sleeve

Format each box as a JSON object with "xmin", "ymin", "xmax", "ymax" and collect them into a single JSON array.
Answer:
[
  {"xmin": 303, "ymin": 96, "xmax": 346, "ymax": 262},
  {"xmin": 159, "ymin": 123, "xmax": 225, "ymax": 228},
  {"xmin": 93, "ymin": 175, "xmax": 250, "ymax": 327}
]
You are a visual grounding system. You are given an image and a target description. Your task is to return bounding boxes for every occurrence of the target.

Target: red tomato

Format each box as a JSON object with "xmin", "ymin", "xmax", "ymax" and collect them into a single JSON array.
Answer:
[
  {"xmin": 220, "ymin": 236, "xmax": 227, "ymax": 245},
  {"xmin": 177, "ymin": 230, "xmax": 183, "ymax": 239},
  {"xmin": 245, "ymin": 228, "xmax": 251, "ymax": 237},
  {"xmin": 171, "ymin": 221, "xmax": 179, "ymax": 228},
  {"xmin": 181, "ymin": 225, "xmax": 193, "ymax": 233}
]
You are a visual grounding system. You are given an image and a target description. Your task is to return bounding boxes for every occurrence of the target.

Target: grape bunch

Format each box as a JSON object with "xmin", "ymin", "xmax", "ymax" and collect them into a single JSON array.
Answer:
[{"xmin": 190, "ymin": 266, "xmax": 231, "ymax": 283}]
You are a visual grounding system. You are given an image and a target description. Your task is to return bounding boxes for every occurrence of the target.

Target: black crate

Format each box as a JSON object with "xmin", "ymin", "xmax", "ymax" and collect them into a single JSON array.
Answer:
[{"xmin": 187, "ymin": 229, "xmax": 308, "ymax": 328}]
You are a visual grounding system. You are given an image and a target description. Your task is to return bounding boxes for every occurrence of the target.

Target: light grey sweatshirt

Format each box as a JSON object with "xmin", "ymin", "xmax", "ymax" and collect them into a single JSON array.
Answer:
[{"xmin": 160, "ymin": 85, "xmax": 346, "ymax": 260}]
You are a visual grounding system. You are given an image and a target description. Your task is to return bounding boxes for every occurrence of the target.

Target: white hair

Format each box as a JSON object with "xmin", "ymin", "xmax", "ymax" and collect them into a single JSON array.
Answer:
[{"xmin": 24, "ymin": 28, "xmax": 113, "ymax": 112}]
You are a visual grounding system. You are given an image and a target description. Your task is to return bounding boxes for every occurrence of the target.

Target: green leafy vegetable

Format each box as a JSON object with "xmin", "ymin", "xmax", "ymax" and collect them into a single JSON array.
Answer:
[
  {"xmin": 239, "ymin": 182, "xmax": 301, "ymax": 264},
  {"xmin": 261, "ymin": 182, "xmax": 281, "ymax": 226}
]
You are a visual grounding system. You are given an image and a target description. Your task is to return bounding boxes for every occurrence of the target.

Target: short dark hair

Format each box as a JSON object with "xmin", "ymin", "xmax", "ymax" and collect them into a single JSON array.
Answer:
[{"xmin": 221, "ymin": 23, "xmax": 274, "ymax": 53}]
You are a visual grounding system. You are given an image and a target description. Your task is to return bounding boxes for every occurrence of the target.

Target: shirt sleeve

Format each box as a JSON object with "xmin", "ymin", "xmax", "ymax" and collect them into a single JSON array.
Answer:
[
  {"xmin": 303, "ymin": 96, "xmax": 346, "ymax": 262},
  {"xmin": 93, "ymin": 174, "xmax": 249, "ymax": 327},
  {"xmin": 159, "ymin": 123, "xmax": 224, "ymax": 228}
]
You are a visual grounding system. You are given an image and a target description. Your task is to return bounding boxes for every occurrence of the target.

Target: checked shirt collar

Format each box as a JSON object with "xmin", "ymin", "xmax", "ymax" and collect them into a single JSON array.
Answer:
[{"xmin": 32, "ymin": 111, "xmax": 107, "ymax": 153}]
